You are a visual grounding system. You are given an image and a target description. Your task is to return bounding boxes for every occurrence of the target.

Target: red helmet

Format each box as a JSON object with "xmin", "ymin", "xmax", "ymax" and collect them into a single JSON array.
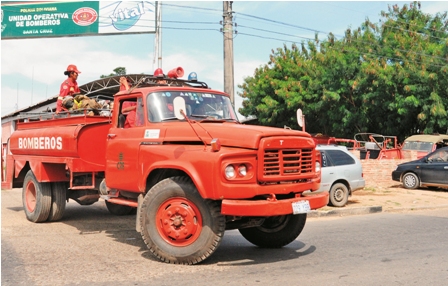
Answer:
[
  {"xmin": 154, "ymin": 68, "xmax": 164, "ymax": 77},
  {"xmin": 66, "ymin": 64, "xmax": 81, "ymax": 74}
]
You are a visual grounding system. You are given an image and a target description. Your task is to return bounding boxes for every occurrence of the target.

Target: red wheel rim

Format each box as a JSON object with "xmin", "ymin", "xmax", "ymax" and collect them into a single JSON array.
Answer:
[
  {"xmin": 25, "ymin": 181, "xmax": 37, "ymax": 213},
  {"xmin": 156, "ymin": 197, "xmax": 203, "ymax": 246}
]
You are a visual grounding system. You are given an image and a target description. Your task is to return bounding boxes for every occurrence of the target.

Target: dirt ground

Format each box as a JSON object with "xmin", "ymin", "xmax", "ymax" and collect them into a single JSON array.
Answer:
[{"xmin": 324, "ymin": 181, "xmax": 448, "ymax": 212}]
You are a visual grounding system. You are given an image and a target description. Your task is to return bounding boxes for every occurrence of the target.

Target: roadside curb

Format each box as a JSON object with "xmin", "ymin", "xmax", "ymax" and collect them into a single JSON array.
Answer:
[
  {"xmin": 309, "ymin": 204, "xmax": 448, "ymax": 218},
  {"xmin": 308, "ymin": 206, "xmax": 382, "ymax": 218},
  {"xmin": 383, "ymin": 204, "xmax": 448, "ymax": 213}
]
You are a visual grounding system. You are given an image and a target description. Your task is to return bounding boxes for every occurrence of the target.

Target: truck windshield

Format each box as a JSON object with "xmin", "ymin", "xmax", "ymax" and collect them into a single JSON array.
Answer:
[{"xmin": 146, "ymin": 91, "xmax": 238, "ymax": 122}]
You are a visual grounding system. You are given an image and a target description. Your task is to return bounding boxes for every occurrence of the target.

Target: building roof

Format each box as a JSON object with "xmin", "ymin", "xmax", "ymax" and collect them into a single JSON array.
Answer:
[
  {"xmin": 404, "ymin": 134, "xmax": 448, "ymax": 143},
  {"xmin": 1, "ymin": 74, "xmax": 149, "ymax": 123}
]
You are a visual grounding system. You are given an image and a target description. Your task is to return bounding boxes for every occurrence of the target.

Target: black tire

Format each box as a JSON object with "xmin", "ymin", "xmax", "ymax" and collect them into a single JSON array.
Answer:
[
  {"xmin": 238, "ymin": 214, "xmax": 307, "ymax": 248},
  {"xmin": 328, "ymin": 183, "xmax": 349, "ymax": 207},
  {"xmin": 105, "ymin": 201, "xmax": 134, "ymax": 216},
  {"xmin": 403, "ymin": 172, "xmax": 419, "ymax": 189},
  {"xmin": 47, "ymin": 182, "xmax": 68, "ymax": 222},
  {"xmin": 139, "ymin": 176, "xmax": 225, "ymax": 265},
  {"xmin": 22, "ymin": 170, "xmax": 52, "ymax": 223}
]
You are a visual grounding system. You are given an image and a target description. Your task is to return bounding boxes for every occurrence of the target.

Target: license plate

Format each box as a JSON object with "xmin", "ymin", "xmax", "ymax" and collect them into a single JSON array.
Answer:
[{"xmin": 292, "ymin": 200, "xmax": 310, "ymax": 214}]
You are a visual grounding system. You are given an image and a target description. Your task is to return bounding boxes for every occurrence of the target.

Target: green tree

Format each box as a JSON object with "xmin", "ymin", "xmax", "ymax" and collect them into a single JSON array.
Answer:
[
  {"xmin": 238, "ymin": 1, "xmax": 448, "ymax": 141},
  {"xmin": 100, "ymin": 67, "xmax": 127, "ymax": 78}
]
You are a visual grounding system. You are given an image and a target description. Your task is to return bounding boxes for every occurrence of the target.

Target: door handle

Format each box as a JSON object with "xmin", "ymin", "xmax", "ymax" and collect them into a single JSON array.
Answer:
[{"xmin": 108, "ymin": 134, "xmax": 116, "ymax": 139}]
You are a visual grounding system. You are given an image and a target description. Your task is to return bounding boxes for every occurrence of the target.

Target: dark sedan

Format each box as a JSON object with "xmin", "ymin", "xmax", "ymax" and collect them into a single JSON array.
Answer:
[{"xmin": 392, "ymin": 146, "xmax": 448, "ymax": 189}]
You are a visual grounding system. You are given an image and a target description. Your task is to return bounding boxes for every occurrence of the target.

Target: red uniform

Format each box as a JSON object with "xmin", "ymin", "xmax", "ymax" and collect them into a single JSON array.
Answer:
[
  {"xmin": 57, "ymin": 78, "xmax": 80, "ymax": 113},
  {"xmin": 122, "ymin": 101, "xmax": 137, "ymax": 128},
  {"xmin": 57, "ymin": 64, "xmax": 81, "ymax": 113}
]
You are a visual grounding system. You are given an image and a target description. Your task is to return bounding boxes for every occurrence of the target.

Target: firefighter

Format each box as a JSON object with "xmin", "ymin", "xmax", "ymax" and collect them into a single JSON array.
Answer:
[
  {"xmin": 119, "ymin": 76, "xmax": 131, "ymax": 91},
  {"xmin": 57, "ymin": 64, "xmax": 81, "ymax": 114}
]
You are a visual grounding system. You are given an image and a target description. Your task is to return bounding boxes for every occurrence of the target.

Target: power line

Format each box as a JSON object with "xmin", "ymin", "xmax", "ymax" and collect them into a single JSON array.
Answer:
[{"xmin": 160, "ymin": 3, "xmax": 222, "ymax": 13}]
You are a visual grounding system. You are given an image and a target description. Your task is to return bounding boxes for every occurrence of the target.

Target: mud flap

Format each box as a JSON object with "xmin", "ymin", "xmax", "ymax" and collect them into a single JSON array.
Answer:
[{"xmin": 136, "ymin": 193, "xmax": 144, "ymax": 232}]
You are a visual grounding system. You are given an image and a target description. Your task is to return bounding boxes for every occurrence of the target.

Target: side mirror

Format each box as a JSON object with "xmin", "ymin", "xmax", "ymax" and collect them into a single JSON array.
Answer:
[
  {"xmin": 173, "ymin": 96, "xmax": 186, "ymax": 120},
  {"xmin": 297, "ymin": 108, "xmax": 303, "ymax": 127}
]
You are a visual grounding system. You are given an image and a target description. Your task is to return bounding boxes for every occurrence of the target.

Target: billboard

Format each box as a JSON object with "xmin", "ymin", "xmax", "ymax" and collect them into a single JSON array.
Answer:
[{"xmin": 1, "ymin": 1, "xmax": 157, "ymax": 39}]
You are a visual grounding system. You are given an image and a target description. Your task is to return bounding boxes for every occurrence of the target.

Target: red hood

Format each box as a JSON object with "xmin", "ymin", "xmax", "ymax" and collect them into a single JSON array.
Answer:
[{"xmin": 161, "ymin": 122, "xmax": 315, "ymax": 149}]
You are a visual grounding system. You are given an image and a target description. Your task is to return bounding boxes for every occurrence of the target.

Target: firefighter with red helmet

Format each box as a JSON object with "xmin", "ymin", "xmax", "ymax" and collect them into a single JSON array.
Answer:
[{"xmin": 57, "ymin": 64, "xmax": 81, "ymax": 114}]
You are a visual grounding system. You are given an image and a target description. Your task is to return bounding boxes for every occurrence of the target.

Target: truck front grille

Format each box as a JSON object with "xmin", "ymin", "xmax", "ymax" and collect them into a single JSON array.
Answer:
[{"xmin": 262, "ymin": 148, "xmax": 313, "ymax": 177}]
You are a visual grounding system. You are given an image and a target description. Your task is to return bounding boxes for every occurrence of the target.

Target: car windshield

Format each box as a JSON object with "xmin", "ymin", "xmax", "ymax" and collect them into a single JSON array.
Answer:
[
  {"xmin": 428, "ymin": 149, "xmax": 448, "ymax": 162},
  {"xmin": 146, "ymin": 91, "xmax": 238, "ymax": 122},
  {"xmin": 402, "ymin": 141, "xmax": 434, "ymax": 152}
]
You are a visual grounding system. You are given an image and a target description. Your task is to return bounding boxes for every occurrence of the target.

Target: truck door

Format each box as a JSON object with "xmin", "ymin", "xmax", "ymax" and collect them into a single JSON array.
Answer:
[{"xmin": 105, "ymin": 96, "xmax": 145, "ymax": 191}]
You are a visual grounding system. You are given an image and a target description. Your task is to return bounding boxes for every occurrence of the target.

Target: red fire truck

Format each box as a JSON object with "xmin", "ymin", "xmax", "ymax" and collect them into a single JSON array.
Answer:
[{"xmin": 3, "ymin": 72, "xmax": 328, "ymax": 264}]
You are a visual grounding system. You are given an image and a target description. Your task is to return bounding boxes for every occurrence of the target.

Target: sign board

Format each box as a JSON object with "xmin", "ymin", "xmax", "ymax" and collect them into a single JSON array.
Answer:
[{"xmin": 1, "ymin": 1, "xmax": 156, "ymax": 40}]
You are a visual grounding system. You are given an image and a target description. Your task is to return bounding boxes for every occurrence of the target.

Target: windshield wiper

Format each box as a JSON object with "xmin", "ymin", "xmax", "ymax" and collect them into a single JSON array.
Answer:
[
  {"xmin": 189, "ymin": 114, "xmax": 208, "ymax": 118},
  {"xmin": 160, "ymin": 117, "xmax": 180, "ymax": 122},
  {"xmin": 222, "ymin": 118, "xmax": 239, "ymax": 122}
]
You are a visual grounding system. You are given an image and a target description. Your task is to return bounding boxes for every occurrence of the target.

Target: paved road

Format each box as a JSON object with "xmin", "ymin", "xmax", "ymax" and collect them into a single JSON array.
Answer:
[{"xmin": 2, "ymin": 188, "xmax": 448, "ymax": 285}]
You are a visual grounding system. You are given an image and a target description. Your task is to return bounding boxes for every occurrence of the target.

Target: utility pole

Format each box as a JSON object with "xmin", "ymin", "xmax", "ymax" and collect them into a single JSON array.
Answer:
[
  {"xmin": 31, "ymin": 66, "xmax": 34, "ymax": 104},
  {"xmin": 222, "ymin": 1, "xmax": 234, "ymax": 104},
  {"xmin": 154, "ymin": 1, "xmax": 162, "ymax": 70}
]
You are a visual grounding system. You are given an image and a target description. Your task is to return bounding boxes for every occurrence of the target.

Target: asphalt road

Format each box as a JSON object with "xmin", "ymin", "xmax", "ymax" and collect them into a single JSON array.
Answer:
[{"xmin": 2, "ymin": 188, "xmax": 448, "ymax": 285}]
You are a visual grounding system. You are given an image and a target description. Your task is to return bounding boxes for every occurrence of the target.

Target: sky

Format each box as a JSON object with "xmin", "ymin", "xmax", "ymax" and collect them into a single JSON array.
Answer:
[{"xmin": 2, "ymin": 1, "xmax": 448, "ymax": 119}]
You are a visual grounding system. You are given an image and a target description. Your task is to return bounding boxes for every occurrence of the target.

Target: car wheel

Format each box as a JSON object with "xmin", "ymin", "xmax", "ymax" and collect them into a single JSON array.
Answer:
[
  {"xmin": 328, "ymin": 183, "xmax": 349, "ymax": 207},
  {"xmin": 402, "ymin": 172, "xmax": 419, "ymax": 189}
]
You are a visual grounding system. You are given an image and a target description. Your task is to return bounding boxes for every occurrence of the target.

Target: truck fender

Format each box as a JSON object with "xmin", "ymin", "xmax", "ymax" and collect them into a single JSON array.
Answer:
[
  {"xmin": 21, "ymin": 160, "xmax": 67, "ymax": 183},
  {"xmin": 142, "ymin": 160, "xmax": 212, "ymax": 199}
]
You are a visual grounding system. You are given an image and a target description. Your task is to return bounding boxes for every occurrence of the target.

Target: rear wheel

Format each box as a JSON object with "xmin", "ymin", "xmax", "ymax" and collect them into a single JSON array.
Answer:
[
  {"xmin": 139, "ymin": 176, "xmax": 225, "ymax": 265},
  {"xmin": 47, "ymin": 182, "xmax": 68, "ymax": 222},
  {"xmin": 22, "ymin": 170, "xmax": 52, "ymax": 223},
  {"xmin": 239, "ymin": 214, "xmax": 307, "ymax": 248},
  {"xmin": 403, "ymin": 172, "xmax": 419, "ymax": 189},
  {"xmin": 328, "ymin": 183, "xmax": 349, "ymax": 207}
]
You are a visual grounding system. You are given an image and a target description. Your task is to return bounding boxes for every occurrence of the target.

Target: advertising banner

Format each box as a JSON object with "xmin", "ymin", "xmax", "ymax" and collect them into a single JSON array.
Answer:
[{"xmin": 1, "ymin": 1, "xmax": 156, "ymax": 40}]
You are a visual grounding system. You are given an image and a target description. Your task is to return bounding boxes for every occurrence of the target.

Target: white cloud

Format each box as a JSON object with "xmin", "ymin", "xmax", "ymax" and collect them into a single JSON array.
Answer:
[
  {"xmin": 421, "ymin": 1, "xmax": 448, "ymax": 15},
  {"xmin": 1, "ymin": 85, "xmax": 42, "ymax": 115}
]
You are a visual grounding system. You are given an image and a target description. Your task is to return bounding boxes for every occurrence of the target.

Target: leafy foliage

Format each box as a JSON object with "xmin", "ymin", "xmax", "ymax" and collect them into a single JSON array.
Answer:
[
  {"xmin": 238, "ymin": 1, "xmax": 448, "ymax": 141},
  {"xmin": 100, "ymin": 67, "xmax": 127, "ymax": 78}
]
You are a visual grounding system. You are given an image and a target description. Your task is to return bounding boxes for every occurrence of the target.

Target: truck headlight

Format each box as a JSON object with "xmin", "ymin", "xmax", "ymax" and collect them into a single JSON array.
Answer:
[
  {"xmin": 225, "ymin": 165, "xmax": 236, "ymax": 179},
  {"xmin": 238, "ymin": 164, "xmax": 247, "ymax": 176}
]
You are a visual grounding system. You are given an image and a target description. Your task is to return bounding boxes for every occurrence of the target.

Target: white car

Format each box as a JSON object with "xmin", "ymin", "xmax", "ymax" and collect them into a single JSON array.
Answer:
[{"xmin": 316, "ymin": 145, "xmax": 366, "ymax": 207}]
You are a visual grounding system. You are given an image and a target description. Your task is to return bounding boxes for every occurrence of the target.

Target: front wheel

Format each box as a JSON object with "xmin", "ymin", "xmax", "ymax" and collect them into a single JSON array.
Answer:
[
  {"xmin": 139, "ymin": 176, "xmax": 225, "ymax": 265},
  {"xmin": 22, "ymin": 170, "xmax": 52, "ymax": 223},
  {"xmin": 239, "ymin": 214, "xmax": 307, "ymax": 248},
  {"xmin": 402, "ymin": 172, "xmax": 419, "ymax": 189},
  {"xmin": 328, "ymin": 183, "xmax": 349, "ymax": 207}
]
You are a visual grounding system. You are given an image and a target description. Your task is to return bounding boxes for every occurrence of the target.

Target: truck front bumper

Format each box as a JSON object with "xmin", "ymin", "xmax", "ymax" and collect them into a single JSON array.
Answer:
[{"xmin": 221, "ymin": 190, "xmax": 329, "ymax": 216}]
